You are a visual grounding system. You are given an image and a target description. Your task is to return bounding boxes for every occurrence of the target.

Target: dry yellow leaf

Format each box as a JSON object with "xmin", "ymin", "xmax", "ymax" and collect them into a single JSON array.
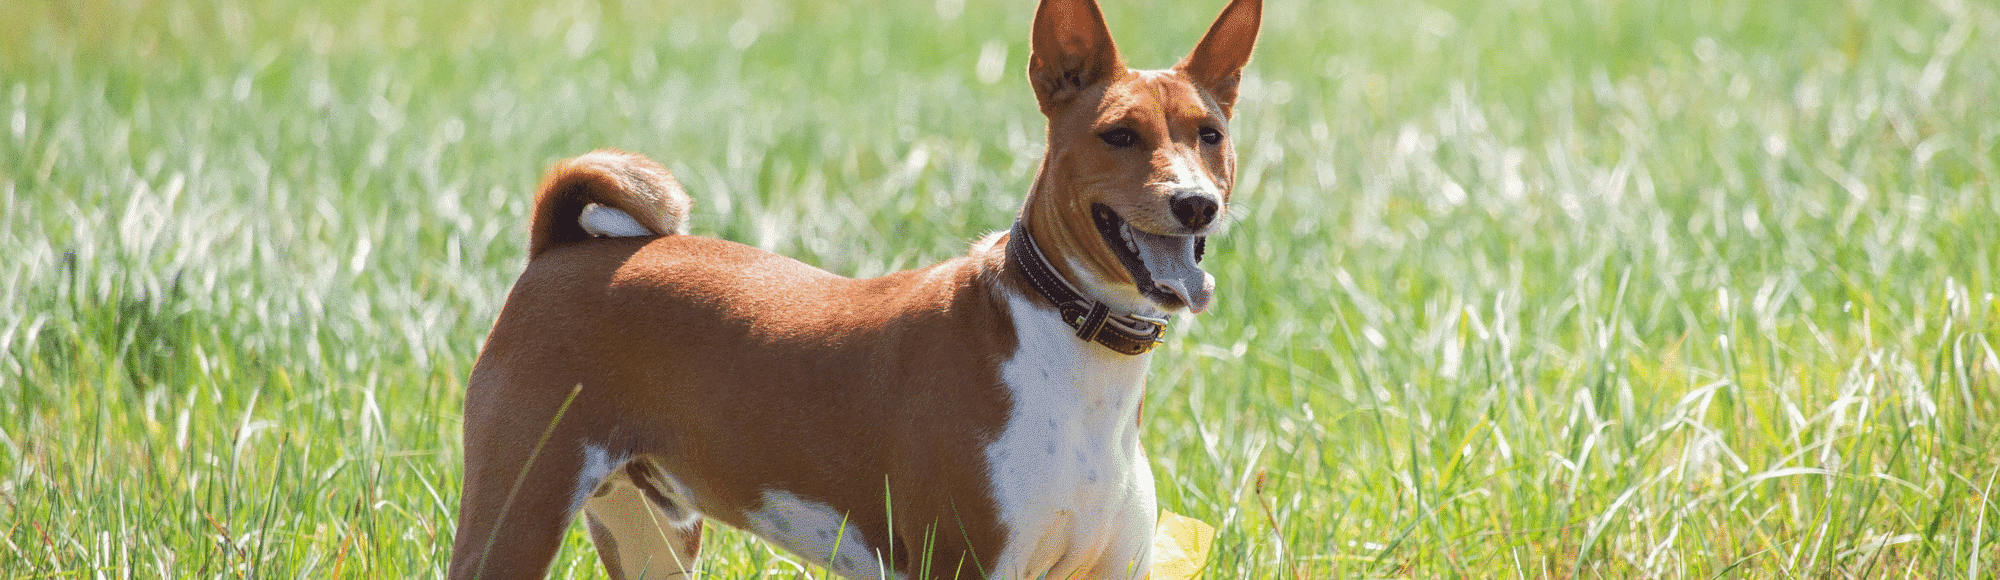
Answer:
[{"xmin": 1147, "ymin": 509, "xmax": 1216, "ymax": 580}]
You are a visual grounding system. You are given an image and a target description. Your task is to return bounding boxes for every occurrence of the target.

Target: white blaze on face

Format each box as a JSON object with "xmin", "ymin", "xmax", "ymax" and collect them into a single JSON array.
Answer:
[{"xmin": 1162, "ymin": 153, "xmax": 1223, "ymax": 204}]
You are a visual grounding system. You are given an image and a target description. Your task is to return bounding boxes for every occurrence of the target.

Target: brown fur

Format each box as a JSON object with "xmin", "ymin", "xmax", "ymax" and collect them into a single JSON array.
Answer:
[
  {"xmin": 451, "ymin": 236, "xmax": 1017, "ymax": 578},
  {"xmin": 447, "ymin": 0, "xmax": 1258, "ymax": 578}
]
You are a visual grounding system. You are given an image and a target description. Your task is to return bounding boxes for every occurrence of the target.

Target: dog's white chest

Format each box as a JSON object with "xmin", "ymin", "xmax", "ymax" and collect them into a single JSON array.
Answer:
[{"xmin": 984, "ymin": 293, "xmax": 1158, "ymax": 580}]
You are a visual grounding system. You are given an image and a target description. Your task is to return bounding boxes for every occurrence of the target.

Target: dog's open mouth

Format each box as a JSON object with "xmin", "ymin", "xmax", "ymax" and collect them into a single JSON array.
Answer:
[{"xmin": 1092, "ymin": 204, "xmax": 1215, "ymax": 313}]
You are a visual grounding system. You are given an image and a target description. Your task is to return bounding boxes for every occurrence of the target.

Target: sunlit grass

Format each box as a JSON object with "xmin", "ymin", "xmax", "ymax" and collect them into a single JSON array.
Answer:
[{"xmin": 5, "ymin": 0, "xmax": 1998, "ymax": 577}]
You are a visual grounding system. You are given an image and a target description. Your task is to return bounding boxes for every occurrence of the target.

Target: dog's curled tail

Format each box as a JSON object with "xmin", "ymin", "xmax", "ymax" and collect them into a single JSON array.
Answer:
[{"xmin": 529, "ymin": 149, "xmax": 692, "ymax": 259}]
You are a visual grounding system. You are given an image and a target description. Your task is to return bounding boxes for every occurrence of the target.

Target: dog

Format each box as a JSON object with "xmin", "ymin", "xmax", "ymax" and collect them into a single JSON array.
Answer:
[{"xmin": 446, "ymin": 0, "xmax": 1259, "ymax": 577}]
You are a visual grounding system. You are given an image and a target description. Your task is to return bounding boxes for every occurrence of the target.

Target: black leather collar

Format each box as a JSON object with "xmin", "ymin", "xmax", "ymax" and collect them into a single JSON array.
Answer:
[{"xmin": 1005, "ymin": 220, "xmax": 1167, "ymax": 355}]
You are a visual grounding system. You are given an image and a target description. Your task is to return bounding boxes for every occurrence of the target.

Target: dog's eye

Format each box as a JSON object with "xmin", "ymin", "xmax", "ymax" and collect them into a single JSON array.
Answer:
[
  {"xmin": 1198, "ymin": 127, "xmax": 1224, "ymax": 145},
  {"xmin": 1099, "ymin": 128, "xmax": 1141, "ymax": 148}
]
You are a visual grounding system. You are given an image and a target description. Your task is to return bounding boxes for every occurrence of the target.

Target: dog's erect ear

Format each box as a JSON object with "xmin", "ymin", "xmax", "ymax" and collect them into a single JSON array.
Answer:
[
  {"xmin": 1029, "ymin": 0, "xmax": 1124, "ymax": 113},
  {"xmin": 1176, "ymin": 0, "xmax": 1262, "ymax": 117}
]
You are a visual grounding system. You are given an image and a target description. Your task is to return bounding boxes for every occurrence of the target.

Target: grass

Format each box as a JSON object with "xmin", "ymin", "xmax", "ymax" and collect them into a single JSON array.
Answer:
[{"xmin": 3, "ymin": 0, "xmax": 1998, "ymax": 577}]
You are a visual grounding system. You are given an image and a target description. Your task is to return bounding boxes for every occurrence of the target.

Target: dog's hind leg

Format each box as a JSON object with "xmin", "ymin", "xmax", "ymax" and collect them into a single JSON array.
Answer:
[
  {"xmin": 583, "ymin": 460, "xmax": 705, "ymax": 579},
  {"xmin": 447, "ymin": 436, "xmax": 618, "ymax": 580}
]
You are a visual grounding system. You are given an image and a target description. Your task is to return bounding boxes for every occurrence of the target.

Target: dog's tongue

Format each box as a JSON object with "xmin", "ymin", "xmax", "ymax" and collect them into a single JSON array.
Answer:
[{"xmin": 1129, "ymin": 229, "xmax": 1214, "ymax": 313}]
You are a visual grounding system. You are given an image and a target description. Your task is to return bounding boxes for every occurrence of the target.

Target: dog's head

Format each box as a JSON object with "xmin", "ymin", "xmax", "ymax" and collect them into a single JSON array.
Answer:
[{"xmin": 1022, "ymin": 0, "xmax": 1260, "ymax": 315}]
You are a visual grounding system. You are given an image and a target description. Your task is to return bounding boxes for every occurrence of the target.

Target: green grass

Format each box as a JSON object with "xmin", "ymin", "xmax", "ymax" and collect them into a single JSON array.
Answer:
[{"xmin": 4, "ymin": 0, "xmax": 1998, "ymax": 577}]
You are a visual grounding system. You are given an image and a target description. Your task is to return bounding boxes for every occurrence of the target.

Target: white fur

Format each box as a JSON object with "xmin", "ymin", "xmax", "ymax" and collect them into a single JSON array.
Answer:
[
  {"xmin": 745, "ymin": 490, "xmax": 907, "ymax": 580},
  {"xmin": 573, "ymin": 444, "xmax": 624, "ymax": 515},
  {"xmin": 580, "ymin": 204, "xmax": 656, "ymax": 237},
  {"xmin": 971, "ymin": 230, "xmax": 1010, "ymax": 253},
  {"xmin": 633, "ymin": 462, "xmax": 703, "ymax": 530},
  {"xmin": 1163, "ymin": 150, "xmax": 1218, "ymax": 199},
  {"xmin": 984, "ymin": 291, "xmax": 1157, "ymax": 580},
  {"xmin": 1065, "ymin": 255, "xmax": 1174, "ymax": 318}
]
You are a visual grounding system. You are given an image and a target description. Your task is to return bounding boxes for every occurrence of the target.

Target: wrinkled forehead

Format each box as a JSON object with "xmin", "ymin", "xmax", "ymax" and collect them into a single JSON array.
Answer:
[{"xmin": 1094, "ymin": 70, "xmax": 1224, "ymax": 126}]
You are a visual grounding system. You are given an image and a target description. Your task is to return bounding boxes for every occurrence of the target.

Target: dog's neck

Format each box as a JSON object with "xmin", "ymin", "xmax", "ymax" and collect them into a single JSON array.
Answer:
[{"xmin": 1004, "ymin": 219, "xmax": 1169, "ymax": 356}]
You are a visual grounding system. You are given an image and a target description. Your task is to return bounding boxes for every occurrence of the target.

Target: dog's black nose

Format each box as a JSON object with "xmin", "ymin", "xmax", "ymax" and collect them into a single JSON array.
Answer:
[{"xmin": 1170, "ymin": 191, "xmax": 1220, "ymax": 230}]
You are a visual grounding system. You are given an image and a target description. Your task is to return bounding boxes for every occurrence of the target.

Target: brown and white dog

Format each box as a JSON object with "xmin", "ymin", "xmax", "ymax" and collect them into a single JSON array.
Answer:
[{"xmin": 446, "ymin": 0, "xmax": 1259, "ymax": 577}]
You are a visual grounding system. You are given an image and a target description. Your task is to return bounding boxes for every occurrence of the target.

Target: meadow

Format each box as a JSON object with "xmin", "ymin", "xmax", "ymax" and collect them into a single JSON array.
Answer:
[{"xmin": 4, "ymin": 0, "xmax": 1998, "ymax": 577}]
